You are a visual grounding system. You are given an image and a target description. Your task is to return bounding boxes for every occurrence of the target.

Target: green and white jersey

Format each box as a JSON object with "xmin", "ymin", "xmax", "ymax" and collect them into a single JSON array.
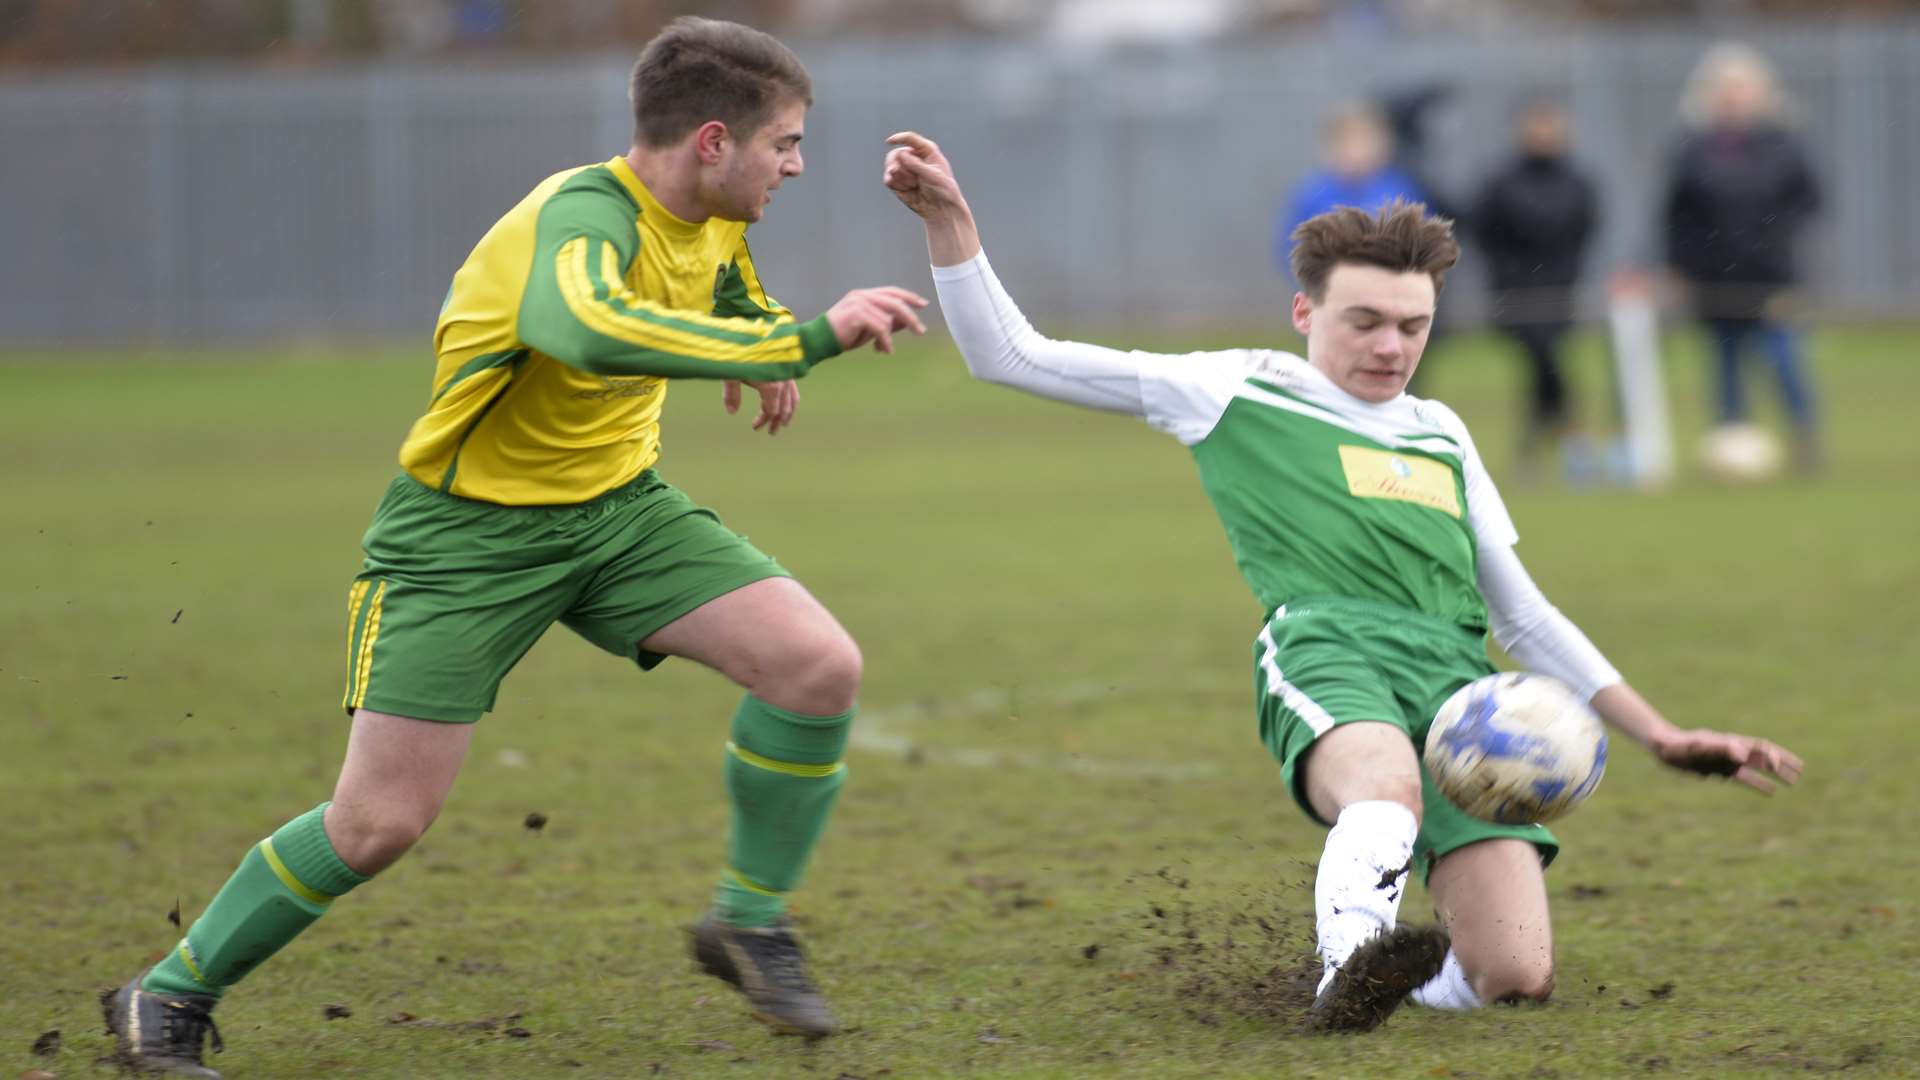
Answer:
[
  {"xmin": 1141, "ymin": 348, "xmax": 1516, "ymax": 628},
  {"xmin": 930, "ymin": 251, "xmax": 1621, "ymax": 697},
  {"xmin": 932, "ymin": 251, "xmax": 1518, "ymax": 631}
]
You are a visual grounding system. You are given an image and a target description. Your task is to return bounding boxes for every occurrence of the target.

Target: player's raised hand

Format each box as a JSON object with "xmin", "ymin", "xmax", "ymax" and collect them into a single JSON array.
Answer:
[
  {"xmin": 884, "ymin": 132, "xmax": 966, "ymax": 219},
  {"xmin": 722, "ymin": 379, "xmax": 800, "ymax": 436},
  {"xmin": 826, "ymin": 286, "xmax": 928, "ymax": 355},
  {"xmin": 1653, "ymin": 727, "xmax": 1804, "ymax": 794}
]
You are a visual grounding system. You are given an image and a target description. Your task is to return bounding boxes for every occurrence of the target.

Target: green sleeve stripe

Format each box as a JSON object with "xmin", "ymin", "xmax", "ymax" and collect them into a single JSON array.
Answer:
[
  {"xmin": 589, "ymin": 244, "xmax": 799, "ymax": 348},
  {"xmin": 516, "ymin": 173, "xmax": 836, "ymax": 380},
  {"xmin": 602, "ymin": 294, "xmax": 799, "ymax": 347},
  {"xmin": 563, "ymin": 237, "xmax": 804, "ymax": 361},
  {"xmin": 432, "ymin": 348, "xmax": 528, "ymax": 404},
  {"xmin": 551, "ymin": 168, "xmax": 641, "ymax": 263}
]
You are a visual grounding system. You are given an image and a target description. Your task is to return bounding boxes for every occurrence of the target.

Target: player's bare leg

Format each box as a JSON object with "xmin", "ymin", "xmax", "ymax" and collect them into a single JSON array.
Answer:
[
  {"xmin": 325, "ymin": 710, "xmax": 474, "ymax": 874},
  {"xmin": 1416, "ymin": 838, "xmax": 1554, "ymax": 1008},
  {"xmin": 642, "ymin": 577, "xmax": 861, "ymax": 717},
  {"xmin": 105, "ymin": 711, "xmax": 469, "ymax": 1076},
  {"xmin": 641, "ymin": 577, "xmax": 860, "ymax": 1037},
  {"xmin": 1299, "ymin": 722, "xmax": 1450, "ymax": 1031}
]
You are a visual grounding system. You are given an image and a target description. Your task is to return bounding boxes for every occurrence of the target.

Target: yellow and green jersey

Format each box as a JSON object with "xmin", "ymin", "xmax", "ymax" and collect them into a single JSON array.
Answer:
[{"xmin": 398, "ymin": 155, "xmax": 842, "ymax": 505}]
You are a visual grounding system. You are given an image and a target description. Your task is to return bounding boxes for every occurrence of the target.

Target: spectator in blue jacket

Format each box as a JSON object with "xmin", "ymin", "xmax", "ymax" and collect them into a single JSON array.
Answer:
[{"xmin": 1275, "ymin": 102, "xmax": 1431, "ymax": 278}]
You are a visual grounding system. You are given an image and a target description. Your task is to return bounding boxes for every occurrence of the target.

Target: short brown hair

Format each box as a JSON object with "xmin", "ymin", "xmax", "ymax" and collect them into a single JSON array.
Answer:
[
  {"xmin": 629, "ymin": 17, "xmax": 812, "ymax": 148},
  {"xmin": 1290, "ymin": 200, "xmax": 1460, "ymax": 303}
]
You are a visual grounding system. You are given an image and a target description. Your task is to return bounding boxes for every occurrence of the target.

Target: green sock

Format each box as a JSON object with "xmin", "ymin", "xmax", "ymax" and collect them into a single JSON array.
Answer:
[
  {"xmin": 713, "ymin": 695, "xmax": 852, "ymax": 927},
  {"xmin": 142, "ymin": 803, "xmax": 370, "ymax": 998}
]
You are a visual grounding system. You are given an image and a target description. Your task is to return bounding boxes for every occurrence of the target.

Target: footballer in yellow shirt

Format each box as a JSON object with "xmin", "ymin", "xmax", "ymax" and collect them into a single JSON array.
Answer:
[
  {"xmin": 109, "ymin": 19, "xmax": 924, "ymax": 1070},
  {"xmin": 406, "ymin": 150, "xmax": 844, "ymax": 504}
]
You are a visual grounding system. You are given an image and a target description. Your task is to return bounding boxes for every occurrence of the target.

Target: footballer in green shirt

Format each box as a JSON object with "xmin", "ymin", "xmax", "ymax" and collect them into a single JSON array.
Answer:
[{"xmin": 885, "ymin": 131, "xmax": 1803, "ymax": 1032}]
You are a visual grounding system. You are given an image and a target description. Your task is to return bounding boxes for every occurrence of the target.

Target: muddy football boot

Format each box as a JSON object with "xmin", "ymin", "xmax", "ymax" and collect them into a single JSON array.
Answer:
[
  {"xmin": 1311, "ymin": 923, "xmax": 1451, "ymax": 1033},
  {"xmin": 689, "ymin": 914, "xmax": 839, "ymax": 1037},
  {"xmin": 101, "ymin": 973, "xmax": 224, "ymax": 1078}
]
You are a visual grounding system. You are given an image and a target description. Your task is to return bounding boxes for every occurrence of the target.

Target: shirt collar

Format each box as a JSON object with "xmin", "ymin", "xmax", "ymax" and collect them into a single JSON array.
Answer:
[{"xmin": 606, "ymin": 155, "xmax": 705, "ymax": 240}]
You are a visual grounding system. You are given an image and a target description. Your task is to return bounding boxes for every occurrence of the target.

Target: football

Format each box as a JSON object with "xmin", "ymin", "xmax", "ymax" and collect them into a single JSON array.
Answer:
[
  {"xmin": 1699, "ymin": 422, "xmax": 1785, "ymax": 482},
  {"xmin": 1424, "ymin": 672, "xmax": 1608, "ymax": 825}
]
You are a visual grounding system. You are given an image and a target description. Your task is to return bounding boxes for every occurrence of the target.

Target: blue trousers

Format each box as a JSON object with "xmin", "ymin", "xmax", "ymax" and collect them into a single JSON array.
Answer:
[{"xmin": 1707, "ymin": 318, "xmax": 1816, "ymax": 430}]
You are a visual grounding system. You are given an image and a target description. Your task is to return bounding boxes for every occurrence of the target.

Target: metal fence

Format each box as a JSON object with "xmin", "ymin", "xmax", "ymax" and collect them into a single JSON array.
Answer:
[{"xmin": 4, "ymin": 18, "xmax": 1917, "ymax": 344}]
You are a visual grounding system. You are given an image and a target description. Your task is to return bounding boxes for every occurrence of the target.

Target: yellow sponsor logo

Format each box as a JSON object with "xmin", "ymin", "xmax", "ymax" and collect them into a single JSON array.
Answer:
[{"xmin": 1338, "ymin": 445, "xmax": 1460, "ymax": 518}]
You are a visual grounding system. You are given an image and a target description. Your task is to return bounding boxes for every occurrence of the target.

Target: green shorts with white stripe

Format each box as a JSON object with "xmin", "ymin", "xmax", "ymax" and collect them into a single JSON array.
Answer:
[{"xmin": 1253, "ymin": 596, "xmax": 1559, "ymax": 880}]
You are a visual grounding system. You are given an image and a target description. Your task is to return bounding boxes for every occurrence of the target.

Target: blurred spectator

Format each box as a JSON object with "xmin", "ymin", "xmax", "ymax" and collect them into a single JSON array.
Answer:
[
  {"xmin": 1273, "ymin": 101, "xmax": 1431, "ymax": 279},
  {"xmin": 374, "ymin": 0, "xmax": 456, "ymax": 54},
  {"xmin": 454, "ymin": 0, "xmax": 511, "ymax": 46},
  {"xmin": 1662, "ymin": 43, "xmax": 1823, "ymax": 472},
  {"xmin": 1470, "ymin": 98, "xmax": 1600, "ymax": 483},
  {"xmin": 1380, "ymin": 81, "xmax": 1462, "ymax": 220},
  {"xmin": 289, "ymin": 0, "xmax": 336, "ymax": 53}
]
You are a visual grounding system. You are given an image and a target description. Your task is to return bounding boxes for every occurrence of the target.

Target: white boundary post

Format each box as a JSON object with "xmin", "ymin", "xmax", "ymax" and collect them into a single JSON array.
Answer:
[{"xmin": 1606, "ymin": 270, "xmax": 1674, "ymax": 490}]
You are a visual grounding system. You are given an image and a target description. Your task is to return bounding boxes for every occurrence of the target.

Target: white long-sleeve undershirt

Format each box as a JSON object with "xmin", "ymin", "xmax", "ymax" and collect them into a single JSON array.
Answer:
[
  {"xmin": 930, "ymin": 250, "xmax": 1623, "ymax": 702},
  {"xmin": 930, "ymin": 253, "xmax": 1154, "ymax": 414},
  {"xmin": 1476, "ymin": 542, "xmax": 1622, "ymax": 701}
]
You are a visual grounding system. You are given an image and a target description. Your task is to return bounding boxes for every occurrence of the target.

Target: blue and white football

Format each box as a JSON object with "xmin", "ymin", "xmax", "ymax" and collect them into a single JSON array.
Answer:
[{"xmin": 1424, "ymin": 672, "xmax": 1608, "ymax": 825}]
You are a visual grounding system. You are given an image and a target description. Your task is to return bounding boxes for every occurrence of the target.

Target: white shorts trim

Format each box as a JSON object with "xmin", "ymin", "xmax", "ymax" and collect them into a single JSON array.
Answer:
[{"xmin": 1257, "ymin": 620, "xmax": 1338, "ymax": 737}]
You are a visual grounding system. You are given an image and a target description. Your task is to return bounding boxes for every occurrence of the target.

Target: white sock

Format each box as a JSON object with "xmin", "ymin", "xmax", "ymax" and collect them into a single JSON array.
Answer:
[
  {"xmin": 1314, "ymin": 800, "xmax": 1418, "ymax": 994},
  {"xmin": 1409, "ymin": 949, "xmax": 1484, "ymax": 1010}
]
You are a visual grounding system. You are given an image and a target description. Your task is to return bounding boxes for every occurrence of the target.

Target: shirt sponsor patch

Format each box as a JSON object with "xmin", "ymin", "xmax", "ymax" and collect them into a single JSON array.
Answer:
[{"xmin": 1337, "ymin": 445, "xmax": 1461, "ymax": 518}]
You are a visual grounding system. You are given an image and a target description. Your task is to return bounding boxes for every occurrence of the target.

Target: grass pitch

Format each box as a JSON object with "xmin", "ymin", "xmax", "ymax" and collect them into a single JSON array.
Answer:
[{"xmin": 4, "ymin": 324, "xmax": 1917, "ymax": 1078}]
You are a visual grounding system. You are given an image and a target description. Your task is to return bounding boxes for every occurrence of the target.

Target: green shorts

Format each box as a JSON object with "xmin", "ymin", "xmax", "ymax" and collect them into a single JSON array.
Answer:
[
  {"xmin": 1253, "ymin": 597, "xmax": 1559, "ymax": 880},
  {"xmin": 341, "ymin": 470, "xmax": 789, "ymax": 723}
]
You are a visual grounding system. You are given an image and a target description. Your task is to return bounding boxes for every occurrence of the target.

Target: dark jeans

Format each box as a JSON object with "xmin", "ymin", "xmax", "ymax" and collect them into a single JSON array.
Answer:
[
  {"xmin": 1499, "ymin": 320, "xmax": 1572, "ymax": 440},
  {"xmin": 1707, "ymin": 318, "xmax": 1815, "ymax": 430}
]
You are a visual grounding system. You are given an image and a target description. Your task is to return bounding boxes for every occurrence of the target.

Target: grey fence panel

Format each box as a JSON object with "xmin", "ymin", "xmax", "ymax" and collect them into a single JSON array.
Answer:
[
  {"xmin": 2, "ymin": 19, "xmax": 1916, "ymax": 345},
  {"xmin": 2, "ymin": 76, "xmax": 164, "ymax": 340}
]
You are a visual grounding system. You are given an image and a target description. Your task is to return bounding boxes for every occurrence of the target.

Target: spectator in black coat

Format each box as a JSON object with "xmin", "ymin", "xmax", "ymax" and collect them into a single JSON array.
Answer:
[
  {"xmin": 1663, "ymin": 43, "xmax": 1823, "ymax": 470},
  {"xmin": 1470, "ymin": 99, "xmax": 1600, "ymax": 482}
]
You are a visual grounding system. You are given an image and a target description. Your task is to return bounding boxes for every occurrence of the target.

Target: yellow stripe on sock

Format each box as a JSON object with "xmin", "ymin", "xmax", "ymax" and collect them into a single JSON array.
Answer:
[
  {"xmin": 726, "ymin": 867, "xmax": 783, "ymax": 897},
  {"xmin": 259, "ymin": 838, "xmax": 334, "ymax": 907},
  {"xmin": 351, "ymin": 580, "xmax": 387, "ymax": 710},
  {"xmin": 341, "ymin": 580, "xmax": 371, "ymax": 709},
  {"xmin": 726, "ymin": 741, "xmax": 845, "ymax": 778},
  {"xmin": 175, "ymin": 940, "xmax": 210, "ymax": 988}
]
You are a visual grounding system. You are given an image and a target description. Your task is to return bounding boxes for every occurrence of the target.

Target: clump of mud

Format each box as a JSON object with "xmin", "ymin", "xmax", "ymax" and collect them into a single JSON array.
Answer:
[{"xmin": 1116, "ymin": 865, "xmax": 1323, "ymax": 1031}]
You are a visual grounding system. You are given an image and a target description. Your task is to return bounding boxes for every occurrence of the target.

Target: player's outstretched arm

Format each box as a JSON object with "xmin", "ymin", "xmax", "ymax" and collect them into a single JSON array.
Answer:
[
  {"xmin": 1479, "ymin": 542, "xmax": 1803, "ymax": 795},
  {"xmin": 883, "ymin": 131, "xmax": 1187, "ymax": 418},
  {"xmin": 518, "ymin": 184, "xmax": 925, "ymax": 382},
  {"xmin": 883, "ymin": 132, "xmax": 981, "ymax": 267},
  {"xmin": 1590, "ymin": 684, "xmax": 1803, "ymax": 794},
  {"xmin": 717, "ymin": 279, "xmax": 933, "ymax": 435}
]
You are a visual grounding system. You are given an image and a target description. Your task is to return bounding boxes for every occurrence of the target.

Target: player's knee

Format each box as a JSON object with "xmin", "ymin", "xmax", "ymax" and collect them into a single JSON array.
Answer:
[
  {"xmin": 1495, "ymin": 968, "xmax": 1555, "ymax": 1004},
  {"xmin": 764, "ymin": 632, "xmax": 861, "ymax": 715},
  {"xmin": 329, "ymin": 803, "xmax": 438, "ymax": 875},
  {"xmin": 1333, "ymin": 775, "xmax": 1423, "ymax": 822},
  {"xmin": 802, "ymin": 635, "xmax": 863, "ymax": 710},
  {"xmin": 1378, "ymin": 776, "xmax": 1424, "ymax": 818},
  {"xmin": 1472, "ymin": 955, "xmax": 1555, "ymax": 1004},
  {"xmin": 1302, "ymin": 723, "xmax": 1424, "ymax": 824}
]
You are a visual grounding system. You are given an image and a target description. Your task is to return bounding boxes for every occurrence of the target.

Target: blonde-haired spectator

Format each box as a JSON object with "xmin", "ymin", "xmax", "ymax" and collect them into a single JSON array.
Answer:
[{"xmin": 1662, "ymin": 43, "xmax": 1823, "ymax": 472}]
